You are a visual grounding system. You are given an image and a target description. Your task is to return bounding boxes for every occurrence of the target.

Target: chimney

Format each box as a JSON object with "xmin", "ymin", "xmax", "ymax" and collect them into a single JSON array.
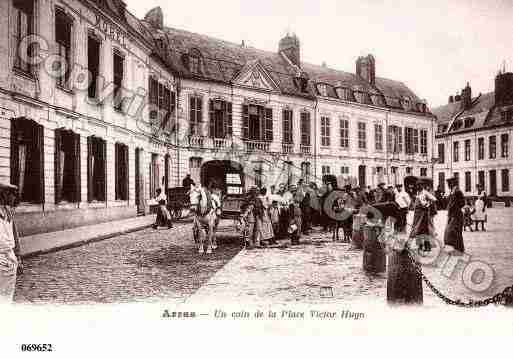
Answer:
[
  {"xmin": 279, "ymin": 33, "xmax": 301, "ymax": 67},
  {"xmin": 461, "ymin": 82, "xmax": 472, "ymax": 110},
  {"xmin": 495, "ymin": 71, "xmax": 513, "ymax": 106},
  {"xmin": 144, "ymin": 7, "xmax": 164, "ymax": 29},
  {"xmin": 448, "ymin": 95, "xmax": 454, "ymax": 103},
  {"xmin": 356, "ymin": 54, "xmax": 376, "ymax": 85}
]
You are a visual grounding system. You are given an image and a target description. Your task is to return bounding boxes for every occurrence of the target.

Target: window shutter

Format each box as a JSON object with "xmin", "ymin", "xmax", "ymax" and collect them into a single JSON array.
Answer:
[
  {"xmin": 54, "ymin": 129, "xmax": 62, "ymax": 204},
  {"xmin": 87, "ymin": 137, "xmax": 93, "ymax": 202},
  {"xmin": 10, "ymin": 120, "xmax": 19, "ymax": 188},
  {"xmin": 73, "ymin": 133, "xmax": 81, "ymax": 203},
  {"xmin": 124, "ymin": 144, "xmax": 129, "ymax": 200},
  {"xmin": 36, "ymin": 123, "xmax": 45, "ymax": 203},
  {"xmin": 209, "ymin": 100, "xmax": 215, "ymax": 137},
  {"xmin": 242, "ymin": 104, "xmax": 249, "ymax": 140},
  {"xmin": 189, "ymin": 96, "xmax": 195, "ymax": 135},
  {"xmin": 226, "ymin": 102, "xmax": 232, "ymax": 136},
  {"xmin": 101, "ymin": 139, "xmax": 107, "ymax": 201},
  {"xmin": 265, "ymin": 108, "xmax": 273, "ymax": 142}
]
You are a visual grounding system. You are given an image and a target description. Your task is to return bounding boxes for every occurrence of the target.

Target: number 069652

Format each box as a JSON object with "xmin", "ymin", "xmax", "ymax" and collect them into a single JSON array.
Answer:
[{"xmin": 20, "ymin": 344, "xmax": 53, "ymax": 352}]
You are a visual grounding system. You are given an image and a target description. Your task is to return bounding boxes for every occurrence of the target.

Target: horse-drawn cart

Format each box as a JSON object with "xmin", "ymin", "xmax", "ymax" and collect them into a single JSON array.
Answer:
[{"xmin": 166, "ymin": 187, "xmax": 190, "ymax": 220}]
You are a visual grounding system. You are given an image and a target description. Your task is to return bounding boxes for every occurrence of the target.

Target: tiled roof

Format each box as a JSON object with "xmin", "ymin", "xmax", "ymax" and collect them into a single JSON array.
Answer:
[
  {"xmin": 139, "ymin": 20, "xmax": 430, "ymax": 113},
  {"xmin": 433, "ymin": 92, "xmax": 513, "ymax": 135}
]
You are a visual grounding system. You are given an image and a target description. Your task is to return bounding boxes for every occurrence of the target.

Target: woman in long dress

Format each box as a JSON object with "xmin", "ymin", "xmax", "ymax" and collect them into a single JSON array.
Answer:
[
  {"xmin": 409, "ymin": 179, "xmax": 437, "ymax": 253},
  {"xmin": 443, "ymin": 177, "xmax": 466, "ymax": 253},
  {"xmin": 255, "ymin": 188, "xmax": 275, "ymax": 246}
]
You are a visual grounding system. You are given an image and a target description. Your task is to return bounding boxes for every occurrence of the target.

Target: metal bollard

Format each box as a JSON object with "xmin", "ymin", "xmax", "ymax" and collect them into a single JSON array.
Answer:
[
  {"xmin": 387, "ymin": 249, "xmax": 423, "ymax": 305},
  {"xmin": 362, "ymin": 223, "xmax": 386, "ymax": 273},
  {"xmin": 351, "ymin": 213, "xmax": 365, "ymax": 249}
]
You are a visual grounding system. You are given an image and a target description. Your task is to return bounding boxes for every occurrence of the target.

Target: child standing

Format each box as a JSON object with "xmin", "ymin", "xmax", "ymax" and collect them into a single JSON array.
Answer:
[
  {"xmin": 462, "ymin": 199, "xmax": 475, "ymax": 232},
  {"xmin": 288, "ymin": 200, "xmax": 302, "ymax": 245}
]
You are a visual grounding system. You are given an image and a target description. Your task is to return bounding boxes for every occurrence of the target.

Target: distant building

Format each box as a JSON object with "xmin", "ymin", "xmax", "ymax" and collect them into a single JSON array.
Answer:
[{"xmin": 432, "ymin": 72, "xmax": 513, "ymax": 202}]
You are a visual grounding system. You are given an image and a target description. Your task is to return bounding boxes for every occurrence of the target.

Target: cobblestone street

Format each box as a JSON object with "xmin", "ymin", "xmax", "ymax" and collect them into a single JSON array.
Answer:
[
  {"xmin": 13, "ymin": 209, "xmax": 513, "ymax": 307},
  {"xmin": 14, "ymin": 221, "xmax": 242, "ymax": 304}
]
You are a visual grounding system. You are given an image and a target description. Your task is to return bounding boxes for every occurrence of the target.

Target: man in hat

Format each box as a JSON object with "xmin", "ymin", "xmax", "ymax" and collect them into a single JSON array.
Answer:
[
  {"xmin": 394, "ymin": 184, "xmax": 411, "ymax": 232},
  {"xmin": 443, "ymin": 176, "xmax": 465, "ymax": 254},
  {"xmin": 375, "ymin": 182, "xmax": 386, "ymax": 203},
  {"xmin": 0, "ymin": 182, "xmax": 21, "ymax": 302}
]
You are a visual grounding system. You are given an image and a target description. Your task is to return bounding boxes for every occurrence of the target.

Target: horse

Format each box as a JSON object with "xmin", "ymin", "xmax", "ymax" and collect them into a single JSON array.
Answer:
[{"xmin": 189, "ymin": 185, "xmax": 220, "ymax": 254}]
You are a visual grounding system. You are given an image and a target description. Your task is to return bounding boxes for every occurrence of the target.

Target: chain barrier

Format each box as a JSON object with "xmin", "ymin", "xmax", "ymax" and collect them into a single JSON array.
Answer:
[{"xmin": 406, "ymin": 249, "xmax": 513, "ymax": 307}]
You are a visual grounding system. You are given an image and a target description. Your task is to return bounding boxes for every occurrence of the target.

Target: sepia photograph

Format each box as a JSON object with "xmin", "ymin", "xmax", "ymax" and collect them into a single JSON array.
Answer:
[{"xmin": 1, "ymin": 0, "xmax": 513, "ymax": 353}]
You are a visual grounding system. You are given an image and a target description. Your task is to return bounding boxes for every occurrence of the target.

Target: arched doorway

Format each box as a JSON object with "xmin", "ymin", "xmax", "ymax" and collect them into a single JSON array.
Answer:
[{"xmin": 200, "ymin": 160, "xmax": 244, "ymax": 195}]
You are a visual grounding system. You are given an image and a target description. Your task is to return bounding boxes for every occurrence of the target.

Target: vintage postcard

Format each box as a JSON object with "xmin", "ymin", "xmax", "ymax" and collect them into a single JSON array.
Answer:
[{"xmin": 1, "ymin": 0, "xmax": 512, "ymax": 354}]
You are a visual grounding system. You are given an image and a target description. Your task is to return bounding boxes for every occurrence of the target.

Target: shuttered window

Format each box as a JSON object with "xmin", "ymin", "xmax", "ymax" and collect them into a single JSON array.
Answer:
[
  {"xmin": 13, "ymin": 0, "xmax": 34, "ymax": 74},
  {"xmin": 115, "ymin": 143, "xmax": 129, "ymax": 200},
  {"xmin": 339, "ymin": 118, "xmax": 349, "ymax": 148},
  {"xmin": 55, "ymin": 129, "xmax": 81, "ymax": 203},
  {"xmin": 241, "ymin": 104, "xmax": 272, "ymax": 141},
  {"xmin": 87, "ymin": 136, "xmax": 106, "ymax": 202},
  {"xmin": 189, "ymin": 95, "xmax": 202, "ymax": 135},
  {"xmin": 55, "ymin": 8, "xmax": 73, "ymax": 88},
  {"xmin": 321, "ymin": 116, "xmax": 330, "ymax": 147},
  {"xmin": 209, "ymin": 100, "xmax": 232, "ymax": 138},
  {"xmin": 300, "ymin": 112, "xmax": 311, "ymax": 146},
  {"xmin": 282, "ymin": 109, "xmax": 293, "ymax": 144},
  {"xmin": 10, "ymin": 118, "xmax": 44, "ymax": 204}
]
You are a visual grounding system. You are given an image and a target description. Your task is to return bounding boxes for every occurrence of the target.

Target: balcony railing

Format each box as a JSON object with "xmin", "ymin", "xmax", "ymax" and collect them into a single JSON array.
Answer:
[
  {"xmin": 188, "ymin": 135, "xmax": 205, "ymax": 148},
  {"xmin": 300, "ymin": 144, "xmax": 311, "ymax": 154},
  {"xmin": 210, "ymin": 137, "xmax": 232, "ymax": 149},
  {"xmin": 282, "ymin": 143, "xmax": 294, "ymax": 154},
  {"xmin": 244, "ymin": 140, "xmax": 270, "ymax": 152}
]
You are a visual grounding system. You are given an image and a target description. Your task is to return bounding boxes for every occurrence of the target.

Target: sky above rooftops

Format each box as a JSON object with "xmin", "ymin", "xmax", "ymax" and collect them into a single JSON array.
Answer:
[{"xmin": 125, "ymin": 0, "xmax": 513, "ymax": 108}]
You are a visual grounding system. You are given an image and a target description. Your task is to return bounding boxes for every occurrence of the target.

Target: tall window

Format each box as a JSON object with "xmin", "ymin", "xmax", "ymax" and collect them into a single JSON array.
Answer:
[
  {"xmin": 300, "ymin": 112, "xmax": 311, "ymax": 146},
  {"xmin": 322, "ymin": 165, "xmax": 330, "ymax": 175},
  {"xmin": 374, "ymin": 124, "xmax": 383, "ymax": 151},
  {"xmin": 478, "ymin": 170, "xmax": 485, "ymax": 190},
  {"xmin": 438, "ymin": 143, "xmax": 445, "ymax": 163},
  {"xmin": 478, "ymin": 137, "xmax": 484, "ymax": 160},
  {"xmin": 55, "ymin": 8, "xmax": 73, "ymax": 88},
  {"xmin": 282, "ymin": 109, "xmax": 293, "ymax": 144},
  {"xmin": 502, "ymin": 169, "xmax": 510, "ymax": 192},
  {"xmin": 438, "ymin": 172, "xmax": 445, "ymax": 193},
  {"xmin": 87, "ymin": 34, "xmax": 101, "ymax": 99},
  {"xmin": 149, "ymin": 77, "xmax": 175, "ymax": 131},
  {"xmin": 113, "ymin": 51, "xmax": 124, "ymax": 111},
  {"xmin": 209, "ymin": 100, "xmax": 232, "ymax": 139},
  {"xmin": 188, "ymin": 49, "xmax": 202, "ymax": 75},
  {"xmin": 189, "ymin": 95, "xmax": 202, "ymax": 135},
  {"xmin": 339, "ymin": 118, "xmax": 349, "ymax": 149},
  {"xmin": 358, "ymin": 122, "xmax": 366, "ymax": 150},
  {"xmin": 465, "ymin": 171, "xmax": 471, "ymax": 192},
  {"xmin": 453, "ymin": 172, "xmax": 459, "ymax": 186},
  {"xmin": 87, "ymin": 136, "xmax": 106, "ymax": 202},
  {"xmin": 388, "ymin": 125, "xmax": 402, "ymax": 153},
  {"xmin": 420, "ymin": 129, "xmax": 427, "ymax": 154},
  {"xmin": 413, "ymin": 129, "xmax": 419, "ymax": 153},
  {"xmin": 501, "ymin": 133, "xmax": 509, "ymax": 158},
  {"xmin": 10, "ymin": 118, "xmax": 44, "ymax": 203},
  {"xmin": 301, "ymin": 162, "xmax": 311, "ymax": 182},
  {"xmin": 464, "ymin": 139, "xmax": 471, "ymax": 161},
  {"xmin": 321, "ymin": 116, "xmax": 330, "ymax": 146},
  {"xmin": 13, "ymin": 0, "xmax": 34, "ymax": 74},
  {"xmin": 453, "ymin": 141, "xmax": 459, "ymax": 162},
  {"xmin": 421, "ymin": 168, "xmax": 427, "ymax": 177},
  {"xmin": 55, "ymin": 129, "xmax": 80, "ymax": 203},
  {"xmin": 405, "ymin": 127, "xmax": 413, "ymax": 154},
  {"xmin": 242, "ymin": 105, "xmax": 272, "ymax": 141},
  {"xmin": 340, "ymin": 166, "xmax": 350, "ymax": 175},
  {"xmin": 489, "ymin": 136, "xmax": 496, "ymax": 159},
  {"xmin": 115, "ymin": 143, "xmax": 129, "ymax": 200}
]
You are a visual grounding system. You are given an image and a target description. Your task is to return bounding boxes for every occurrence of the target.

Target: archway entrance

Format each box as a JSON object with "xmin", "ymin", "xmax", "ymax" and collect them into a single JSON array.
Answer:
[{"xmin": 200, "ymin": 160, "xmax": 244, "ymax": 195}]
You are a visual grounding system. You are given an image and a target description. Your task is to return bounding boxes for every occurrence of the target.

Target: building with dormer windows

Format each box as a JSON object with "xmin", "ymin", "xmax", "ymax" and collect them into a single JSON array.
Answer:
[
  {"xmin": 0, "ymin": 2, "xmax": 435, "ymax": 236},
  {"xmin": 433, "ymin": 72, "xmax": 513, "ymax": 203}
]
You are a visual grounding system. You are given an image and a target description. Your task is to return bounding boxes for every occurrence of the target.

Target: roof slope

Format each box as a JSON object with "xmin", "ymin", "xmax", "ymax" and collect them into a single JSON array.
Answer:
[{"xmin": 138, "ymin": 21, "xmax": 429, "ymax": 113}]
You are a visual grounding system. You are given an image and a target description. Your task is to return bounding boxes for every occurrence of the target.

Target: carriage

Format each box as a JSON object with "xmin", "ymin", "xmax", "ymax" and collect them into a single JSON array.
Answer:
[{"xmin": 165, "ymin": 187, "xmax": 190, "ymax": 220}]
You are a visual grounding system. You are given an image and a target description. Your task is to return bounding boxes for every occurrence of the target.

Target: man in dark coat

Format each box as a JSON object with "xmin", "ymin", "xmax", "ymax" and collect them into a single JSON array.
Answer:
[
  {"xmin": 443, "ymin": 177, "xmax": 466, "ymax": 253},
  {"xmin": 182, "ymin": 174, "xmax": 195, "ymax": 189}
]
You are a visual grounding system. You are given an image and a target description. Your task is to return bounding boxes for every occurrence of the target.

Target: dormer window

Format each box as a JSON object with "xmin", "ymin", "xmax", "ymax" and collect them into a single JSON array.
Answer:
[
  {"xmin": 317, "ymin": 83, "xmax": 328, "ymax": 97},
  {"xmin": 353, "ymin": 86, "xmax": 371, "ymax": 104},
  {"xmin": 294, "ymin": 76, "xmax": 309, "ymax": 93},
  {"xmin": 452, "ymin": 119, "xmax": 462, "ymax": 131},
  {"xmin": 401, "ymin": 97, "xmax": 412, "ymax": 111},
  {"xmin": 437, "ymin": 124, "xmax": 448, "ymax": 134},
  {"xmin": 335, "ymin": 87, "xmax": 354, "ymax": 101},
  {"xmin": 501, "ymin": 109, "xmax": 513, "ymax": 122},
  {"xmin": 463, "ymin": 117, "xmax": 475, "ymax": 128},
  {"xmin": 188, "ymin": 48, "xmax": 202, "ymax": 75}
]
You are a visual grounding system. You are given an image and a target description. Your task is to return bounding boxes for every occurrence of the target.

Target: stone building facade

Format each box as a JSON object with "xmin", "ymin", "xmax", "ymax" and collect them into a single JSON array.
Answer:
[
  {"xmin": 432, "ymin": 72, "xmax": 513, "ymax": 202},
  {"xmin": 0, "ymin": 1, "xmax": 435, "ymax": 236}
]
